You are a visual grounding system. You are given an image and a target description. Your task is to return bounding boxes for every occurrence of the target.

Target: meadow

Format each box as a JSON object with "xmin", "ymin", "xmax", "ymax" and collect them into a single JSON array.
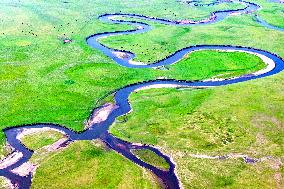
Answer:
[{"xmin": 0, "ymin": 0, "xmax": 283, "ymax": 188}]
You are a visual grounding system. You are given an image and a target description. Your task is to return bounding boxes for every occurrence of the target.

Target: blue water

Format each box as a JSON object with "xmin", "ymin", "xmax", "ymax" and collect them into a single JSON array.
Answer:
[{"xmin": 267, "ymin": 0, "xmax": 283, "ymax": 3}]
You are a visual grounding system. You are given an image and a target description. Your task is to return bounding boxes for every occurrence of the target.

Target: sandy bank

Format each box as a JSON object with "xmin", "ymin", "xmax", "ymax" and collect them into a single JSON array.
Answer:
[
  {"xmin": 0, "ymin": 152, "xmax": 23, "ymax": 169},
  {"xmin": 86, "ymin": 103, "xmax": 118, "ymax": 128}
]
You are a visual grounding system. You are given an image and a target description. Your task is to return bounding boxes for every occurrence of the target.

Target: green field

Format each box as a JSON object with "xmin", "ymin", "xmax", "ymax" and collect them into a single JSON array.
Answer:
[
  {"xmin": 132, "ymin": 148, "xmax": 170, "ymax": 170},
  {"xmin": 31, "ymin": 140, "xmax": 160, "ymax": 189},
  {"xmin": 21, "ymin": 130, "xmax": 64, "ymax": 151},
  {"xmin": 0, "ymin": 0, "xmax": 283, "ymax": 188}
]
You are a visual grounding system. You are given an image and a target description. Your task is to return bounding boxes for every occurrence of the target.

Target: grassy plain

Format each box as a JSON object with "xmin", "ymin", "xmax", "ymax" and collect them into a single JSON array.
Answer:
[
  {"xmin": 132, "ymin": 149, "xmax": 170, "ymax": 170},
  {"xmin": 110, "ymin": 74, "xmax": 284, "ymax": 187},
  {"xmin": 0, "ymin": 0, "xmax": 283, "ymax": 188},
  {"xmin": 21, "ymin": 130, "xmax": 64, "ymax": 151},
  {"xmin": 254, "ymin": 0, "xmax": 284, "ymax": 27},
  {"xmin": 30, "ymin": 140, "xmax": 161, "ymax": 189},
  {"xmin": 0, "ymin": 0, "xmax": 276, "ymax": 142}
]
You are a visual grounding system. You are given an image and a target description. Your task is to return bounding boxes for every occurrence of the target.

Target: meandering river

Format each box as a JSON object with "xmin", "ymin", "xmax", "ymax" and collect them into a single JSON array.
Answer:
[{"xmin": 1, "ymin": 0, "xmax": 284, "ymax": 188}]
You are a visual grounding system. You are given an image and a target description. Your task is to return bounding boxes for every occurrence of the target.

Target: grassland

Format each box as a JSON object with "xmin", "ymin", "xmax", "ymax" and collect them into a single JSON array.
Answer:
[
  {"xmin": 20, "ymin": 130, "xmax": 64, "ymax": 151},
  {"xmin": 132, "ymin": 149, "xmax": 170, "ymax": 170},
  {"xmin": 0, "ymin": 0, "xmax": 276, "ymax": 142},
  {"xmin": 110, "ymin": 72, "xmax": 284, "ymax": 188},
  {"xmin": 0, "ymin": 0, "xmax": 283, "ymax": 188},
  {"xmin": 0, "ymin": 176, "xmax": 11, "ymax": 189},
  {"xmin": 30, "ymin": 140, "xmax": 161, "ymax": 188},
  {"xmin": 164, "ymin": 50, "xmax": 266, "ymax": 80},
  {"xmin": 254, "ymin": 0, "xmax": 284, "ymax": 28}
]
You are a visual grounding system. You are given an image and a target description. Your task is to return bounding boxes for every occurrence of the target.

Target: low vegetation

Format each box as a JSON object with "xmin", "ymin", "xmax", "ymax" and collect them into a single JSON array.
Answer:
[
  {"xmin": 31, "ymin": 140, "xmax": 161, "ymax": 189},
  {"xmin": 0, "ymin": 0, "xmax": 283, "ymax": 188},
  {"xmin": 110, "ymin": 73, "xmax": 284, "ymax": 188},
  {"xmin": 20, "ymin": 130, "xmax": 65, "ymax": 151},
  {"xmin": 132, "ymin": 148, "xmax": 170, "ymax": 170}
]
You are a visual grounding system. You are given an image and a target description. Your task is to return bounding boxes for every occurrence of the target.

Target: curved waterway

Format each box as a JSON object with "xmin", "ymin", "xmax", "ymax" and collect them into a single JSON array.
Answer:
[{"xmin": 1, "ymin": 1, "xmax": 284, "ymax": 188}]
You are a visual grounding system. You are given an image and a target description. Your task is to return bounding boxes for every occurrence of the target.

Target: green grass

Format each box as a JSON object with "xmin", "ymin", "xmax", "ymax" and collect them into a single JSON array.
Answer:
[
  {"xmin": 0, "ymin": 0, "xmax": 283, "ymax": 188},
  {"xmin": 31, "ymin": 140, "xmax": 161, "ymax": 189},
  {"xmin": 100, "ymin": 15, "xmax": 284, "ymax": 64},
  {"xmin": 110, "ymin": 73, "xmax": 284, "ymax": 188},
  {"xmin": 0, "ymin": 0, "xmax": 282, "ymax": 143},
  {"xmin": 167, "ymin": 50, "xmax": 266, "ymax": 80},
  {"xmin": 0, "ymin": 176, "xmax": 10, "ymax": 189},
  {"xmin": 253, "ymin": 0, "xmax": 284, "ymax": 28},
  {"xmin": 132, "ymin": 149, "xmax": 170, "ymax": 170},
  {"xmin": 178, "ymin": 158, "xmax": 281, "ymax": 188},
  {"xmin": 20, "ymin": 130, "xmax": 64, "ymax": 151}
]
